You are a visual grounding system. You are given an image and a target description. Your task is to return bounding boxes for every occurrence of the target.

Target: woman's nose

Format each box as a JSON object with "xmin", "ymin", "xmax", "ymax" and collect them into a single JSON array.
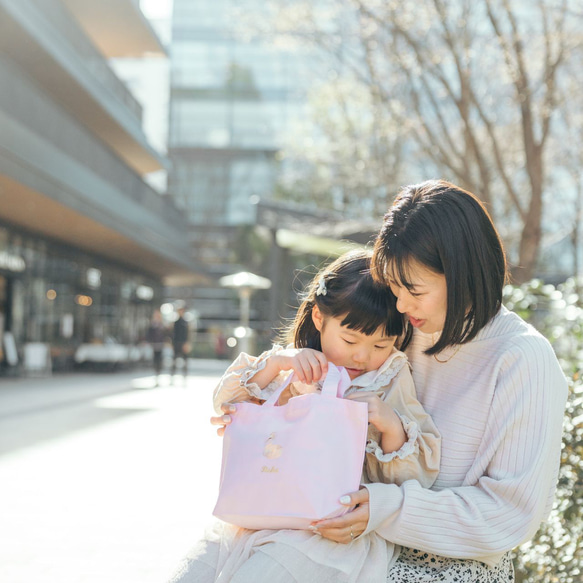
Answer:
[{"xmin": 396, "ymin": 293, "xmax": 409, "ymax": 314}]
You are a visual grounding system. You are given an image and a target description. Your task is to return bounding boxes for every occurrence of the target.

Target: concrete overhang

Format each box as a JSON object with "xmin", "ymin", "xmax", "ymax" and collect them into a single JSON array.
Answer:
[
  {"xmin": 275, "ymin": 229, "xmax": 364, "ymax": 257},
  {"xmin": 253, "ymin": 198, "xmax": 376, "ymax": 257},
  {"xmin": 0, "ymin": 171, "xmax": 200, "ymax": 283},
  {"xmin": 60, "ymin": 0, "xmax": 167, "ymax": 58},
  {"xmin": 0, "ymin": 0, "xmax": 167, "ymax": 175},
  {"xmin": 0, "ymin": 109, "xmax": 201, "ymax": 283}
]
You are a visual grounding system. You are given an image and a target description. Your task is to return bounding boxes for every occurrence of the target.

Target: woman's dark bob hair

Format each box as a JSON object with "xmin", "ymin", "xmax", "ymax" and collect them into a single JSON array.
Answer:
[
  {"xmin": 372, "ymin": 180, "xmax": 507, "ymax": 355},
  {"xmin": 284, "ymin": 249, "xmax": 404, "ymax": 350}
]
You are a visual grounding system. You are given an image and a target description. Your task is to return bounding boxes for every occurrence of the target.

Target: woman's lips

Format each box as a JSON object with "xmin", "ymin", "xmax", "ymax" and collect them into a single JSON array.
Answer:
[{"xmin": 408, "ymin": 316, "xmax": 426, "ymax": 328}]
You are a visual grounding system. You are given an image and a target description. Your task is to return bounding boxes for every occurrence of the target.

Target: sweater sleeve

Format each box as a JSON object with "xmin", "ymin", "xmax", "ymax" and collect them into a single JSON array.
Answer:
[
  {"xmin": 363, "ymin": 365, "xmax": 441, "ymax": 488},
  {"xmin": 362, "ymin": 335, "xmax": 568, "ymax": 566}
]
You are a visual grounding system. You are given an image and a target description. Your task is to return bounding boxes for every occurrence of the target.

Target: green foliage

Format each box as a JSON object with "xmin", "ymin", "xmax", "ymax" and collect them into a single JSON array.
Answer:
[
  {"xmin": 504, "ymin": 279, "xmax": 583, "ymax": 582},
  {"xmin": 273, "ymin": 77, "xmax": 404, "ymax": 218}
]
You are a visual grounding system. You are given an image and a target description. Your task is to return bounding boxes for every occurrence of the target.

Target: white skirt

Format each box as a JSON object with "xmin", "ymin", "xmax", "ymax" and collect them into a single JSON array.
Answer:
[{"xmin": 205, "ymin": 520, "xmax": 398, "ymax": 582}]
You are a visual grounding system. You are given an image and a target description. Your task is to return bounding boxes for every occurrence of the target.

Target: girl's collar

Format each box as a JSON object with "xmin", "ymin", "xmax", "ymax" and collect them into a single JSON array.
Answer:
[{"xmin": 349, "ymin": 348, "xmax": 407, "ymax": 387}]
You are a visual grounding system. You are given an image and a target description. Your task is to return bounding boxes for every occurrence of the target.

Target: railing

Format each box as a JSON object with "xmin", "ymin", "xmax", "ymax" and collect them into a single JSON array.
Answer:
[
  {"xmin": 27, "ymin": 0, "xmax": 143, "ymax": 121},
  {"xmin": 0, "ymin": 56, "xmax": 185, "ymax": 229}
]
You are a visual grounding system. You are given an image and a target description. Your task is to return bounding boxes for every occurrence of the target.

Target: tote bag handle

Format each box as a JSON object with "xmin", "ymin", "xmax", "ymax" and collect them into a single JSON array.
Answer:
[{"xmin": 263, "ymin": 363, "xmax": 350, "ymax": 407}]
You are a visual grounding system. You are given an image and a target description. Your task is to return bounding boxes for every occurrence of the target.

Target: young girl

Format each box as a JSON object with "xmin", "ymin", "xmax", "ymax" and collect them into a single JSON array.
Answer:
[{"xmin": 168, "ymin": 249, "xmax": 440, "ymax": 583}]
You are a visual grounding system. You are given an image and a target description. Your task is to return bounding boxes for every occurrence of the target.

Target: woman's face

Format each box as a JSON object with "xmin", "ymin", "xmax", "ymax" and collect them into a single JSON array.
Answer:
[{"xmin": 387, "ymin": 261, "xmax": 448, "ymax": 335}]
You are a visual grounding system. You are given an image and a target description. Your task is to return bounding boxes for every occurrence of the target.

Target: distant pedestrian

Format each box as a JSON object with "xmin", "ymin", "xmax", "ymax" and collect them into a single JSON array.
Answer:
[
  {"xmin": 145, "ymin": 309, "xmax": 167, "ymax": 386},
  {"xmin": 214, "ymin": 330, "xmax": 227, "ymax": 359},
  {"xmin": 171, "ymin": 307, "xmax": 189, "ymax": 380}
]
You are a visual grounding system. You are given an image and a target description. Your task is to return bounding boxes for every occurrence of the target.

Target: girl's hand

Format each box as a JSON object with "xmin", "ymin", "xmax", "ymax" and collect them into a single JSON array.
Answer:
[
  {"xmin": 345, "ymin": 391, "xmax": 398, "ymax": 433},
  {"xmin": 310, "ymin": 488, "xmax": 370, "ymax": 543},
  {"xmin": 246, "ymin": 348, "xmax": 328, "ymax": 391},
  {"xmin": 210, "ymin": 402, "xmax": 237, "ymax": 437},
  {"xmin": 346, "ymin": 391, "xmax": 407, "ymax": 453},
  {"xmin": 269, "ymin": 348, "xmax": 329, "ymax": 385}
]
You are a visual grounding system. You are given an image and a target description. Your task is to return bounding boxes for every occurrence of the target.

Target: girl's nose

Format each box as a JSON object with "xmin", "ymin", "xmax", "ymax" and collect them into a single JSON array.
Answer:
[{"xmin": 353, "ymin": 347, "xmax": 369, "ymax": 363}]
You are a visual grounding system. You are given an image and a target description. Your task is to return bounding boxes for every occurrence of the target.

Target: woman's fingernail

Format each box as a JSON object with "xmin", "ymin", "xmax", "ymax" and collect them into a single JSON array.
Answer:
[
  {"xmin": 222, "ymin": 415, "xmax": 231, "ymax": 423},
  {"xmin": 229, "ymin": 405, "xmax": 236, "ymax": 412},
  {"xmin": 339, "ymin": 495, "xmax": 351, "ymax": 504}
]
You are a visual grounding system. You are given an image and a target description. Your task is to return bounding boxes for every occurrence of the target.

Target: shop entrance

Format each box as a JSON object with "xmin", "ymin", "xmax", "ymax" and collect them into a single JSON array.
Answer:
[
  {"xmin": 0, "ymin": 275, "xmax": 15, "ymax": 367},
  {"xmin": 0, "ymin": 276, "xmax": 6, "ymax": 363}
]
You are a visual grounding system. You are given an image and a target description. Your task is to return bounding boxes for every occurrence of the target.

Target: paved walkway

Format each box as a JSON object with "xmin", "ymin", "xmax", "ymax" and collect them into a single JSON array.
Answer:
[{"xmin": 0, "ymin": 361, "xmax": 229, "ymax": 582}]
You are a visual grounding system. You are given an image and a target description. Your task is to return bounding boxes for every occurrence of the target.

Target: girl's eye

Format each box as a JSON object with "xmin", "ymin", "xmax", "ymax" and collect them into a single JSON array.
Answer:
[
  {"xmin": 342, "ymin": 339, "xmax": 355, "ymax": 345},
  {"xmin": 375, "ymin": 345, "xmax": 389, "ymax": 350}
]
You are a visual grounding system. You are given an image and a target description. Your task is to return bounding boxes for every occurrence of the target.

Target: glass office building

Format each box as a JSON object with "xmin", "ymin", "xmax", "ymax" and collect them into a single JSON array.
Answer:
[
  {"xmin": 167, "ymin": 0, "xmax": 323, "ymax": 348},
  {"xmin": 169, "ymin": 0, "xmax": 313, "ymax": 235}
]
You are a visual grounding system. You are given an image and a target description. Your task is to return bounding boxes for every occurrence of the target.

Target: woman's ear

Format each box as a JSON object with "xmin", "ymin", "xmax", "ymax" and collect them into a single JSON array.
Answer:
[{"xmin": 312, "ymin": 305, "xmax": 324, "ymax": 332}]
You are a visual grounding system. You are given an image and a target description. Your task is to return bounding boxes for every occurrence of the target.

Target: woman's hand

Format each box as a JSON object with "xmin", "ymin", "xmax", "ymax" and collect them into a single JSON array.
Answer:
[
  {"xmin": 310, "ymin": 488, "xmax": 370, "ymax": 543},
  {"xmin": 346, "ymin": 391, "xmax": 407, "ymax": 453},
  {"xmin": 210, "ymin": 403, "xmax": 237, "ymax": 437}
]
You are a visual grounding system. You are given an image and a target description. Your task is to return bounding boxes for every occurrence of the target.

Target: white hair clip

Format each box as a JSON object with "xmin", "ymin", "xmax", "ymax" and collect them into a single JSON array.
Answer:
[{"xmin": 316, "ymin": 276, "xmax": 327, "ymax": 296}]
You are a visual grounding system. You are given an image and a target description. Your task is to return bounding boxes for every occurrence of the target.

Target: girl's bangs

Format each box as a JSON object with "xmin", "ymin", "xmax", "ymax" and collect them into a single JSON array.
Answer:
[{"xmin": 339, "ymin": 289, "xmax": 403, "ymax": 338}]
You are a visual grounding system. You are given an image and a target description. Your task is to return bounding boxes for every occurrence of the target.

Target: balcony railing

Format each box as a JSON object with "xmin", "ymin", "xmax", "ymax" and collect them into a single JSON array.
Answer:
[
  {"xmin": 0, "ymin": 56, "xmax": 184, "ymax": 230},
  {"xmin": 26, "ymin": 0, "xmax": 143, "ymax": 121}
]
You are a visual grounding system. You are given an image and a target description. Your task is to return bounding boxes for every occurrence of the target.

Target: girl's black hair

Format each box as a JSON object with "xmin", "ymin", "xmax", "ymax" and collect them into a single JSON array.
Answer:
[
  {"xmin": 283, "ymin": 249, "xmax": 404, "ymax": 350},
  {"xmin": 372, "ymin": 179, "xmax": 507, "ymax": 355}
]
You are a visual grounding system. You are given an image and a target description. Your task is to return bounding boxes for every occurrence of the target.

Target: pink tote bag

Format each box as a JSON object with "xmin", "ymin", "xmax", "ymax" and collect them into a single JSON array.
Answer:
[{"xmin": 213, "ymin": 364, "xmax": 369, "ymax": 530}]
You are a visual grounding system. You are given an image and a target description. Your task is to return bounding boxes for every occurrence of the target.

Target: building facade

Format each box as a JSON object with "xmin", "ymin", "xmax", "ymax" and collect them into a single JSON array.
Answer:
[
  {"xmin": 0, "ymin": 0, "xmax": 199, "ymax": 371},
  {"xmin": 167, "ymin": 0, "xmax": 325, "ymax": 348},
  {"xmin": 169, "ymin": 0, "xmax": 313, "ymax": 232}
]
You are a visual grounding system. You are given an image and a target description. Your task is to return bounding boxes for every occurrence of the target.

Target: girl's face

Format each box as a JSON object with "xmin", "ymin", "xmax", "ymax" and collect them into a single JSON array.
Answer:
[
  {"xmin": 312, "ymin": 306, "xmax": 397, "ymax": 379},
  {"xmin": 387, "ymin": 261, "xmax": 448, "ymax": 335}
]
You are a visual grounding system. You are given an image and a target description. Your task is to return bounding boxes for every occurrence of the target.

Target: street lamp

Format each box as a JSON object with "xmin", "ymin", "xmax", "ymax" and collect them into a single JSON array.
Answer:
[{"xmin": 219, "ymin": 271, "xmax": 271, "ymax": 354}]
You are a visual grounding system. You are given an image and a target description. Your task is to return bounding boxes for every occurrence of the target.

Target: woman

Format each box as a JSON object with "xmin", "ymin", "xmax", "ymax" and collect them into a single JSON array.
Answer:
[{"xmin": 311, "ymin": 180, "xmax": 567, "ymax": 580}]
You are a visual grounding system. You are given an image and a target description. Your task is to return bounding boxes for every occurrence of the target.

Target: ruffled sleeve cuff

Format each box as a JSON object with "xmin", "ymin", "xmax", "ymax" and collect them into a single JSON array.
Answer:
[
  {"xmin": 365, "ymin": 413, "xmax": 420, "ymax": 463},
  {"xmin": 213, "ymin": 345, "xmax": 293, "ymax": 413},
  {"xmin": 238, "ymin": 344, "xmax": 285, "ymax": 400}
]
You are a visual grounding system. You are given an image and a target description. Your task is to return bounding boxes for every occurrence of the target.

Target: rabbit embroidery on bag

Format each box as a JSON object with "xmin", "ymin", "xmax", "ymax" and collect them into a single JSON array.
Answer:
[{"xmin": 263, "ymin": 432, "xmax": 283, "ymax": 459}]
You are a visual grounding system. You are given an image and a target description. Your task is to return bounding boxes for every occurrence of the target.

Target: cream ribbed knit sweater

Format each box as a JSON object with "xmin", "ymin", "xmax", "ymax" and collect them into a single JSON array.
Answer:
[{"xmin": 363, "ymin": 306, "xmax": 567, "ymax": 567}]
